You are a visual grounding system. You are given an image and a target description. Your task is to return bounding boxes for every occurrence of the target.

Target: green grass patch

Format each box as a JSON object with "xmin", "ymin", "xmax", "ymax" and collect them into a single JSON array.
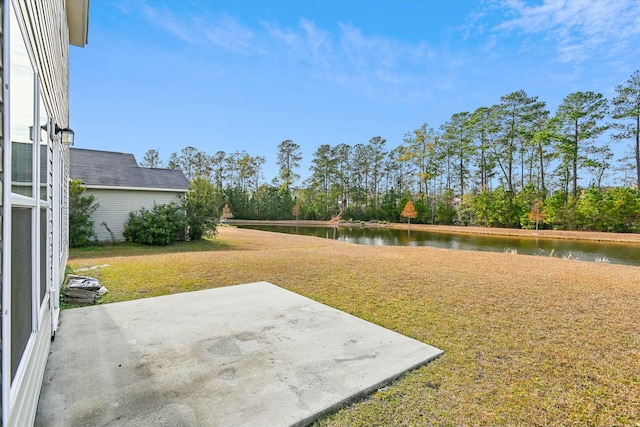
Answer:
[{"xmin": 70, "ymin": 237, "xmax": 232, "ymax": 260}]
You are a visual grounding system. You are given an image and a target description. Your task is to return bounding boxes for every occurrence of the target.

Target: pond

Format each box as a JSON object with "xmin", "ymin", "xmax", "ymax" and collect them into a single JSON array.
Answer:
[{"xmin": 236, "ymin": 224, "xmax": 640, "ymax": 267}]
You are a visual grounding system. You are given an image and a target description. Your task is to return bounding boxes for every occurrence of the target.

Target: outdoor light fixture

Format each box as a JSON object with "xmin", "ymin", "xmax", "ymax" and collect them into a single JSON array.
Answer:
[
  {"xmin": 55, "ymin": 124, "xmax": 75, "ymax": 145},
  {"xmin": 38, "ymin": 121, "xmax": 75, "ymax": 145}
]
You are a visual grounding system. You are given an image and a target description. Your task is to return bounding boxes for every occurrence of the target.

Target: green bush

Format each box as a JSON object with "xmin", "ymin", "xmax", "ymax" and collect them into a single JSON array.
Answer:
[
  {"xmin": 69, "ymin": 179, "xmax": 99, "ymax": 247},
  {"xmin": 123, "ymin": 202, "xmax": 186, "ymax": 245},
  {"xmin": 184, "ymin": 177, "xmax": 221, "ymax": 240}
]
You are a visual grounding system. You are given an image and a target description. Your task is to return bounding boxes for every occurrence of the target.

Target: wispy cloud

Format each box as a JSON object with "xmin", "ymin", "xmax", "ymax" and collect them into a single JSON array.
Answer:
[
  {"xmin": 336, "ymin": 23, "xmax": 439, "ymax": 97},
  {"xmin": 140, "ymin": 3, "xmax": 258, "ymax": 55},
  {"xmin": 265, "ymin": 18, "xmax": 335, "ymax": 68},
  {"xmin": 492, "ymin": 0, "xmax": 640, "ymax": 63},
  {"xmin": 139, "ymin": 4, "xmax": 449, "ymax": 101},
  {"xmin": 203, "ymin": 15, "xmax": 255, "ymax": 54},
  {"xmin": 266, "ymin": 19, "xmax": 439, "ymax": 99},
  {"xmin": 140, "ymin": 4, "xmax": 200, "ymax": 44}
]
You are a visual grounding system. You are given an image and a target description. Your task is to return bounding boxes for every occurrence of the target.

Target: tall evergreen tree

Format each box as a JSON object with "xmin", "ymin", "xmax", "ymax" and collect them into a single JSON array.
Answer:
[
  {"xmin": 440, "ymin": 112, "xmax": 474, "ymax": 196},
  {"xmin": 166, "ymin": 146, "xmax": 211, "ymax": 180},
  {"xmin": 611, "ymin": 69, "xmax": 640, "ymax": 195},
  {"xmin": 469, "ymin": 106, "xmax": 499, "ymax": 191},
  {"xmin": 333, "ymin": 143, "xmax": 352, "ymax": 209},
  {"xmin": 307, "ymin": 144, "xmax": 337, "ymax": 218},
  {"xmin": 368, "ymin": 136, "xmax": 388, "ymax": 208},
  {"xmin": 210, "ymin": 150, "xmax": 227, "ymax": 189},
  {"xmin": 276, "ymin": 140, "xmax": 302, "ymax": 190},
  {"xmin": 530, "ymin": 116, "xmax": 561, "ymax": 197},
  {"xmin": 401, "ymin": 123, "xmax": 439, "ymax": 196},
  {"xmin": 556, "ymin": 91, "xmax": 609, "ymax": 197},
  {"xmin": 494, "ymin": 90, "xmax": 546, "ymax": 193},
  {"xmin": 351, "ymin": 143, "xmax": 373, "ymax": 207},
  {"xmin": 140, "ymin": 148, "xmax": 163, "ymax": 168}
]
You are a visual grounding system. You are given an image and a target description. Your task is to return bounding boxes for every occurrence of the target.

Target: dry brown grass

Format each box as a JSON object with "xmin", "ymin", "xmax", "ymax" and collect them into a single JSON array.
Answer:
[{"xmin": 68, "ymin": 226, "xmax": 640, "ymax": 426}]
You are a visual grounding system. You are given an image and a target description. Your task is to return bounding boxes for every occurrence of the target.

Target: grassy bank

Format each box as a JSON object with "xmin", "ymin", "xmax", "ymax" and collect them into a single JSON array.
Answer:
[{"xmin": 68, "ymin": 227, "xmax": 640, "ymax": 426}]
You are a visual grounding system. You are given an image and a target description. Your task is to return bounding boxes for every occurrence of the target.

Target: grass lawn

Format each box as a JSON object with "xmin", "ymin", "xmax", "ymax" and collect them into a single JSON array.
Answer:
[{"xmin": 68, "ymin": 226, "xmax": 640, "ymax": 426}]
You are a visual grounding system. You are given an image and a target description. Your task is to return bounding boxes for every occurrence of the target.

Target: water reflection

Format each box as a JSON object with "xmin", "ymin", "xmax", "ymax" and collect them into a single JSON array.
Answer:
[{"xmin": 238, "ymin": 225, "xmax": 640, "ymax": 267}]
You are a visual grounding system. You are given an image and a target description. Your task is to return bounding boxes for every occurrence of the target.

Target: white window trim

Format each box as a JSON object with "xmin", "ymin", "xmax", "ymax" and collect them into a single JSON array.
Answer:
[
  {"xmin": 1, "ymin": 7, "xmax": 55, "ymax": 423},
  {"xmin": 2, "ymin": 1, "xmax": 15, "ymax": 418}
]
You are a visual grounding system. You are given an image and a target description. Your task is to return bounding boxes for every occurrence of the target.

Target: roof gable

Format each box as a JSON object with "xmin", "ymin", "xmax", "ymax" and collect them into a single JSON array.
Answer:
[{"xmin": 70, "ymin": 148, "xmax": 190, "ymax": 190}]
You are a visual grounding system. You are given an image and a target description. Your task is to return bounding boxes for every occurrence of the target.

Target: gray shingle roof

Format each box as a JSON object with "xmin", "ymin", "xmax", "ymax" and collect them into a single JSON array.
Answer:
[{"xmin": 70, "ymin": 148, "xmax": 189, "ymax": 190}]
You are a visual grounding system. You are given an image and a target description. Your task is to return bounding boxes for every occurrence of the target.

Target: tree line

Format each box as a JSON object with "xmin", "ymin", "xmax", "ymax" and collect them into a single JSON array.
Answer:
[{"xmin": 141, "ymin": 70, "xmax": 640, "ymax": 233}]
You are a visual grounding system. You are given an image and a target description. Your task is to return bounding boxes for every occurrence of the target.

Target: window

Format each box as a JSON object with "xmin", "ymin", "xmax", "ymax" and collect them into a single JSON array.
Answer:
[
  {"xmin": 9, "ymin": 6, "xmax": 37, "ymax": 385},
  {"xmin": 10, "ymin": 208, "xmax": 33, "ymax": 380},
  {"xmin": 9, "ymin": 8, "xmax": 35, "ymax": 198},
  {"xmin": 7, "ymin": 3, "xmax": 54, "ymax": 386}
]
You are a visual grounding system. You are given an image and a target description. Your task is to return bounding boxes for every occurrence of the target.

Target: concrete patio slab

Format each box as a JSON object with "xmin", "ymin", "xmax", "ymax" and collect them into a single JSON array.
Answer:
[{"xmin": 36, "ymin": 281, "xmax": 442, "ymax": 426}]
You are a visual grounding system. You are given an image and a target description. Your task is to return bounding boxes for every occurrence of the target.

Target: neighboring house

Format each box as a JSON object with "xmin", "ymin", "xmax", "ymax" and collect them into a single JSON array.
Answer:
[
  {"xmin": 1, "ymin": 1, "xmax": 89, "ymax": 425},
  {"xmin": 70, "ymin": 148, "xmax": 190, "ymax": 241}
]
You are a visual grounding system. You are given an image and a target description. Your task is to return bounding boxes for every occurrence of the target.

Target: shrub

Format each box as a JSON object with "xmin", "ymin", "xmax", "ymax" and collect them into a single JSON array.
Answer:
[
  {"xmin": 123, "ymin": 202, "xmax": 186, "ymax": 245},
  {"xmin": 184, "ymin": 177, "xmax": 222, "ymax": 240},
  {"xmin": 69, "ymin": 179, "xmax": 99, "ymax": 247}
]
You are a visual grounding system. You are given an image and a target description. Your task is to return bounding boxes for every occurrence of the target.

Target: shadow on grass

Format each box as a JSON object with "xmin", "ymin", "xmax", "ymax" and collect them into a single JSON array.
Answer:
[{"xmin": 70, "ymin": 238, "xmax": 232, "ymax": 260}]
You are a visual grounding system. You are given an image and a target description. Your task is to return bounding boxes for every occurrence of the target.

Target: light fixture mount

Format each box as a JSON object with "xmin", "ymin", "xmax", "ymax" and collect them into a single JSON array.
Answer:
[{"xmin": 54, "ymin": 124, "xmax": 75, "ymax": 145}]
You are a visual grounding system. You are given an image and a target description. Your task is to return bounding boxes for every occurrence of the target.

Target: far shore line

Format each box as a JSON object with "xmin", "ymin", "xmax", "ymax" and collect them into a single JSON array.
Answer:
[{"xmin": 226, "ymin": 219, "xmax": 640, "ymax": 245}]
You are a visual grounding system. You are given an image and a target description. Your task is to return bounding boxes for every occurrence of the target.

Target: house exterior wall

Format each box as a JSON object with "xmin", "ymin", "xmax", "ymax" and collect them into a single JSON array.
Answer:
[
  {"xmin": 12, "ymin": 0, "xmax": 70, "ymax": 126},
  {"xmin": 86, "ymin": 188, "xmax": 186, "ymax": 241},
  {"xmin": 1, "ymin": 0, "xmax": 83, "ymax": 425},
  {"xmin": 0, "ymin": 0, "xmax": 4, "ymax": 418}
]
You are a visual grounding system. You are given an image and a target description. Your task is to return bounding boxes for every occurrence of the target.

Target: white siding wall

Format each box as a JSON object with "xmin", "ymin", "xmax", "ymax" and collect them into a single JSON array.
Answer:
[
  {"xmin": 3, "ymin": 1, "xmax": 75, "ymax": 425},
  {"xmin": 86, "ymin": 188, "xmax": 185, "ymax": 241},
  {"xmin": 12, "ymin": 0, "xmax": 70, "ymax": 127}
]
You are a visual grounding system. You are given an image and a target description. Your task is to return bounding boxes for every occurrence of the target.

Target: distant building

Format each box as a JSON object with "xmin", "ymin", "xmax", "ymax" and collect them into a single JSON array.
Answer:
[
  {"xmin": 1, "ymin": 1, "xmax": 89, "ymax": 425},
  {"xmin": 70, "ymin": 148, "xmax": 190, "ymax": 241}
]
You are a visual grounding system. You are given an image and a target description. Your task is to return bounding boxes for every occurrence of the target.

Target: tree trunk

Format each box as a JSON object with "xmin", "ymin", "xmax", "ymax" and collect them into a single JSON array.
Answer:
[
  {"xmin": 538, "ymin": 141, "xmax": 546, "ymax": 198},
  {"xmin": 636, "ymin": 115, "xmax": 640, "ymax": 197},
  {"xmin": 507, "ymin": 155, "xmax": 513, "ymax": 193},
  {"xmin": 573, "ymin": 121, "xmax": 579, "ymax": 198},
  {"xmin": 459, "ymin": 155, "xmax": 464, "ymax": 196}
]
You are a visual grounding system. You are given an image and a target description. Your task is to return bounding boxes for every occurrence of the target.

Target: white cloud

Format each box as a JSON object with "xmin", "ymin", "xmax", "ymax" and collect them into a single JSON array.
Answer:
[
  {"xmin": 265, "ymin": 19, "xmax": 335, "ymax": 68},
  {"xmin": 140, "ymin": 4, "xmax": 200, "ymax": 44},
  {"xmin": 299, "ymin": 19, "xmax": 335, "ymax": 66},
  {"xmin": 140, "ymin": 6, "xmax": 447, "ymax": 102},
  {"xmin": 336, "ymin": 24, "xmax": 438, "ymax": 90},
  {"xmin": 265, "ymin": 19, "xmax": 434, "ymax": 98},
  {"xmin": 203, "ymin": 15, "xmax": 255, "ymax": 54},
  {"xmin": 493, "ymin": 0, "xmax": 640, "ymax": 63},
  {"xmin": 140, "ymin": 4, "xmax": 257, "ymax": 55}
]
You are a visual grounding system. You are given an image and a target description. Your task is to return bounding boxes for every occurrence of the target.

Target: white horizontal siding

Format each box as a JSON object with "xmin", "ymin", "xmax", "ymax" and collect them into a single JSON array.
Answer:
[
  {"xmin": 13, "ymin": 0, "xmax": 70, "ymax": 126},
  {"xmin": 5, "ymin": 2, "xmax": 72, "ymax": 426},
  {"xmin": 86, "ymin": 189, "xmax": 185, "ymax": 242}
]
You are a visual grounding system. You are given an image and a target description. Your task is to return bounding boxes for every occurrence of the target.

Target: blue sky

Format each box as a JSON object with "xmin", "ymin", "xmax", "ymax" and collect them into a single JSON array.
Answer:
[{"xmin": 70, "ymin": 0, "xmax": 640, "ymax": 183}]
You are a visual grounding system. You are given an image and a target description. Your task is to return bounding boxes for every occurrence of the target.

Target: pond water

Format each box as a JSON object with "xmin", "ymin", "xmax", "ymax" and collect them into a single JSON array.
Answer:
[{"xmin": 237, "ymin": 224, "xmax": 640, "ymax": 267}]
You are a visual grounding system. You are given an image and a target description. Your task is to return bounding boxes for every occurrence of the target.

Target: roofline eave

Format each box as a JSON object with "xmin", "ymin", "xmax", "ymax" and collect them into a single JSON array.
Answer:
[
  {"xmin": 66, "ymin": 0, "xmax": 89, "ymax": 47},
  {"xmin": 82, "ymin": 184, "xmax": 189, "ymax": 192}
]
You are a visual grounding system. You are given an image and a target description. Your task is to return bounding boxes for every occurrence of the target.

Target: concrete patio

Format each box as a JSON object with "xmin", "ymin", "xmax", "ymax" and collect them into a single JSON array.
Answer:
[{"xmin": 35, "ymin": 281, "xmax": 443, "ymax": 426}]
